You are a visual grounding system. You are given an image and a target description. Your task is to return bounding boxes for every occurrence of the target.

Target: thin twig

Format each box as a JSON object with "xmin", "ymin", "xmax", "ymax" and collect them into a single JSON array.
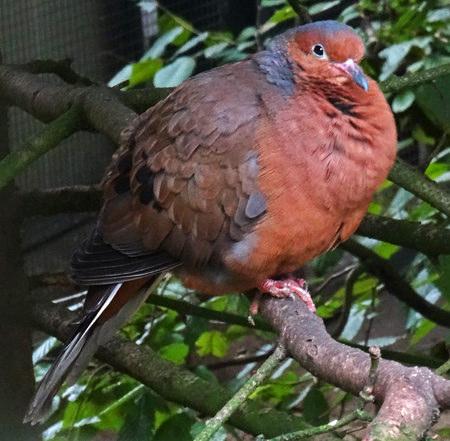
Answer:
[
  {"xmin": 148, "ymin": 295, "xmax": 274, "ymax": 333},
  {"xmin": 331, "ymin": 265, "xmax": 365, "ymax": 339},
  {"xmin": 257, "ymin": 409, "xmax": 372, "ymax": 441},
  {"xmin": 381, "ymin": 62, "xmax": 450, "ymax": 94},
  {"xmin": 193, "ymin": 344, "xmax": 287, "ymax": 441},
  {"xmin": 435, "ymin": 358, "xmax": 450, "ymax": 376},
  {"xmin": 313, "ymin": 265, "xmax": 355, "ymax": 296}
]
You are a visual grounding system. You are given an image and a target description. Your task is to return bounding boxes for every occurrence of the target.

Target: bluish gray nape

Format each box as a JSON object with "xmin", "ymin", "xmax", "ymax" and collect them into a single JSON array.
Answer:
[{"xmin": 255, "ymin": 46, "xmax": 296, "ymax": 97}]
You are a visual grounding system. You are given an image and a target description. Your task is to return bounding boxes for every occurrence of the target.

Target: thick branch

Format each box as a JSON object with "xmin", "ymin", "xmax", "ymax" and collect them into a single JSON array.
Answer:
[
  {"xmin": 259, "ymin": 295, "xmax": 450, "ymax": 440},
  {"xmin": 341, "ymin": 239, "xmax": 450, "ymax": 328},
  {"xmin": 388, "ymin": 159, "xmax": 450, "ymax": 218},
  {"xmin": 356, "ymin": 213, "xmax": 450, "ymax": 257},
  {"xmin": 28, "ymin": 301, "xmax": 309, "ymax": 438},
  {"xmin": 0, "ymin": 65, "xmax": 136, "ymax": 143}
]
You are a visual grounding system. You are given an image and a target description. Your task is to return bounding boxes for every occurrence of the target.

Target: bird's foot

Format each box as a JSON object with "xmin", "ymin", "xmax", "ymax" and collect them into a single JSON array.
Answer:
[{"xmin": 259, "ymin": 278, "xmax": 316, "ymax": 313}]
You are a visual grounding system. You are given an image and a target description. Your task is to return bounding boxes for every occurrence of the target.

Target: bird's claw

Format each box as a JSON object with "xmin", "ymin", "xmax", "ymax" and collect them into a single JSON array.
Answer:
[{"xmin": 259, "ymin": 278, "xmax": 316, "ymax": 313}]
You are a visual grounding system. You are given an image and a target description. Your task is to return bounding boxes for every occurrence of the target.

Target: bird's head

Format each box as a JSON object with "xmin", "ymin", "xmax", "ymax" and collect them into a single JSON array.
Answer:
[{"xmin": 265, "ymin": 21, "xmax": 369, "ymax": 93}]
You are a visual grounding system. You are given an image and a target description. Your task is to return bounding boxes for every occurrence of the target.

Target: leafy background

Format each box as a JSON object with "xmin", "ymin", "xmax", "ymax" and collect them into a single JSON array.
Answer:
[{"xmin": 31, "ymin": 0, "xmax": 450, "ymax": 439}]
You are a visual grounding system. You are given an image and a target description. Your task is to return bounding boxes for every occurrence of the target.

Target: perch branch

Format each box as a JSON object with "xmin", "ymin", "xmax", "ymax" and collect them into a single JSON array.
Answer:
[{"xmin": 259, "ymin": 295, "xmax": 450, "ymax": 440}]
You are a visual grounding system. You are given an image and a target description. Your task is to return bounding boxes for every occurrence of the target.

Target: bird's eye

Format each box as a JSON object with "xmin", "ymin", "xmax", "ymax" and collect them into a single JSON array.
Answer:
[{"xmin": 312, "ymin": 44, "xmax": 327, "ymax": 59}]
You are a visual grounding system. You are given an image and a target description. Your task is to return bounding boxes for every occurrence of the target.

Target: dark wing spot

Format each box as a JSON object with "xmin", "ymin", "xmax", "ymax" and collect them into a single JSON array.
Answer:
[
  {"xmin": 114, "ymin": 175, "xmax": 131, "ymax": 194},
  {"xmin": 117, "ymin": 154, "xmax": 132, "ymax": 174},
  {"xmin": 139, "ymin": 178, "xmax": 155, "ymax": 205},
  {"xmin": 328, "ymin": 97, "xmax": 356, "ymax": 117},
  {"xmin": 135, "ymin": 165, "xmax": 153, "ymax": 184},
  {"xmin": 153, "ymin": 201, "xmax": 164, "ymax": 213}
]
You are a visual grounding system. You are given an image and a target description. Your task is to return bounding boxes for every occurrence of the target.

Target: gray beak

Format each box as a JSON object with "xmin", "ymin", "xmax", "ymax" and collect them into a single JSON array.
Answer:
[{"xmin": 334, "ymin": 59, "xmax": 369, "ymax": 92}]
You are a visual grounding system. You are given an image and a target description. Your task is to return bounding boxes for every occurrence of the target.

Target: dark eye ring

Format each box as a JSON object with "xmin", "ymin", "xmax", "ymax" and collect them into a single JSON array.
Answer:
[{"xmin": 312, "ymin": 44, "xmax": 327, "ymax": 59}]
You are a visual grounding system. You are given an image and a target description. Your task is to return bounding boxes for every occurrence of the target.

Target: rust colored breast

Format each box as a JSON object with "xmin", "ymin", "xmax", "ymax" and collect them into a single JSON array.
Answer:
[{"xmin": 223, "ymin": 77, "xmax": 396, "ymax": 284}]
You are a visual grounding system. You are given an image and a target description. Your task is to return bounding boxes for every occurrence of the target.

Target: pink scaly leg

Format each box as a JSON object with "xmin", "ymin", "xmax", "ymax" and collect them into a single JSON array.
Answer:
[
  {"xmin": 248, "ymin": 278, "xmax": 316, "ymax": 323},
  {"xmin": 258, "ymin": 278, "xmax": 316, "ymax": 313}
]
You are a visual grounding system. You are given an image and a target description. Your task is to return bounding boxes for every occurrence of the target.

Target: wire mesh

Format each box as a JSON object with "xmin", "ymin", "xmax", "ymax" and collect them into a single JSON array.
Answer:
[{"xmin": 0, "ymin": 0, "xmax": 250, "ymax": 277}]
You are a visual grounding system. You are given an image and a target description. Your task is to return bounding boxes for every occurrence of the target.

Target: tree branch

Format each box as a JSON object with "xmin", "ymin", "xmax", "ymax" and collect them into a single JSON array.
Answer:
[
  {"xmin": 17, "ymin": 59, "xmax": 94, "ymax": 86},
  {"xmin": 0, "ymin": 107, "xmax": 85, "ymax": 190},
  {"xmin": 259, "ymin": 295, "xmax": 450, "ymax": 440},
  {"xmin": 0, "ymin": 64, "xmax": 136, "ymax": 143},
  {"xmin": 341, "ymin": 239, "xmax": 450, "ymax": 328},
  {"xmin": 28, "ymin": 300, "xmax": 311, "ymax": 439},
  {"xmin": 356, "ymin": 212, "xmax": 450, "ymax": 257},
  {"xmin": 380, "ymin": 62, "xmax": 450, "ymax": 94},
  {"xmin": 388, "ymin": 158, "xmax": 450, "ymax": 218}
]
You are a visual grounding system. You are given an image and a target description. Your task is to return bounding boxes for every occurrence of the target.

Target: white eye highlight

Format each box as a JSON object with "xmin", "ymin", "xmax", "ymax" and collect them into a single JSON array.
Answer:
[{"xmin": 312, "ymin": 44, "xmax": 328, "ymax": 59}]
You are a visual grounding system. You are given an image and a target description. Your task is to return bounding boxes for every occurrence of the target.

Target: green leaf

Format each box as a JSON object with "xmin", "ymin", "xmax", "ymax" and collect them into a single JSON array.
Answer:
[
  {"xmin": 437, "ymin": 428, "xmax": 450, "ymax": 438},
  {"xmin": 392, "ymin": 89, "xmax": 415, "ymax": 113},
  {"xmin": 196, "ymin": 330, "xmax": 229, "ymax": 357},
  {"xmin": 374, "ymin": 241, "xmax": 398, "ymax": 259},
  {"xmin": 174, "ymin": 32, "xmax": 209, "ymax": 57},
  {"xmin": 154, "ymin": 57, "xmax": 196, "ymax": 88},
  {"xmin": 378, "ymin": 37, "xmax": 432, "ymax": 81},
  {"xmin": 207, "ymin": 296, "xmax": 228, "ymax": 311},
  {"xmin": 416, "ymin": 71, "xmax": 450, "ymax": 130},
  {"xmin": 411, "ymin": 319, "xmax": 436, "ymax": 345},
  {"xmin": 237, "ymin": 26, "xmax": 256, "ymax": 42},
  {"xmin": 32, "ymin": 336, "xmax": 58, "ymax": 364},
  {"xmin": 309, "ymin": 1, "xmax": 340, "ymax": 15},
  {"xmin": 157, "ymin": 14, "xmax": 192, "ymax": 47},
  {"xmin": 191, "ymin": 423, "xmax": 227, "ymax": 441},
  {"xmin": 425, "ymin": 162, "xmax": 450, "ymax": 181},
  {"xmin": 341, "ymin": 305, "xmax": 366, "ymax": 340},
  {"xmin": 204, "ymin": 42, "xmax": 229, "ymax": 58},
  {"xmin": 427, "ymin": 8, "xmax": 450, "ymax": 23},
  {"xmin": 130, "ymin": 59, "xmax": 163, "ymax": 86},
  {"xmin": 118, "ymin": 391, "xmax": 156, "ymax": 441},
  {"xmin": 159, "ymin": 342, "xmax": 189, "ymax": 365},
  {"xmin": 303, "ymin": 388, "xmax": 329, "ymax": 426},
  {"xmin": 144, "ymin": 27, "xmax": 185, "ymax": 59},
  {"xmin": 268, "ymin": 6, "xmax": 297, "ymax": 24},
  {"xmin": 261, "ymin": 0, "xmax": 286, "ymax": 6},
  {"xmin": 154, "ymin": 413, "xmax": 195, "ymax": 441}
]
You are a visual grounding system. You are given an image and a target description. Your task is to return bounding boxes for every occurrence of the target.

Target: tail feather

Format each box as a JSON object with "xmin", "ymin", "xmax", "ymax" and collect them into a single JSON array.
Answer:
[{"xmin": 24, "ymin": 276, "xmax": 161, "ymax": 424}]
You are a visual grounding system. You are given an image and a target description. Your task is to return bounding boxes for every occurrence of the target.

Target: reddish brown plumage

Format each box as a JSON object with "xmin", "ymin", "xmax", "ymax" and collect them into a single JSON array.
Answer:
[{"xmin": 25, "ymin": 20, "xmax": 397, "ymax": 424}]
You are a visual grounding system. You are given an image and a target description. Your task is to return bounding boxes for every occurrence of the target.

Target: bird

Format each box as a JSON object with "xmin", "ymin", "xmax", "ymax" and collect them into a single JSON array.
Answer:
[{"xmin": 24, "ymin": 20, "xmax": 397, "ymax": 423}]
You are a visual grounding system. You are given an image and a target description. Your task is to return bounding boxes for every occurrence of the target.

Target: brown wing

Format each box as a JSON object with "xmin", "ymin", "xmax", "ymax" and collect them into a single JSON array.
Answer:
[{"xmin": 72, "ymin": 59, "xmax": 268, "ymax": 284}]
